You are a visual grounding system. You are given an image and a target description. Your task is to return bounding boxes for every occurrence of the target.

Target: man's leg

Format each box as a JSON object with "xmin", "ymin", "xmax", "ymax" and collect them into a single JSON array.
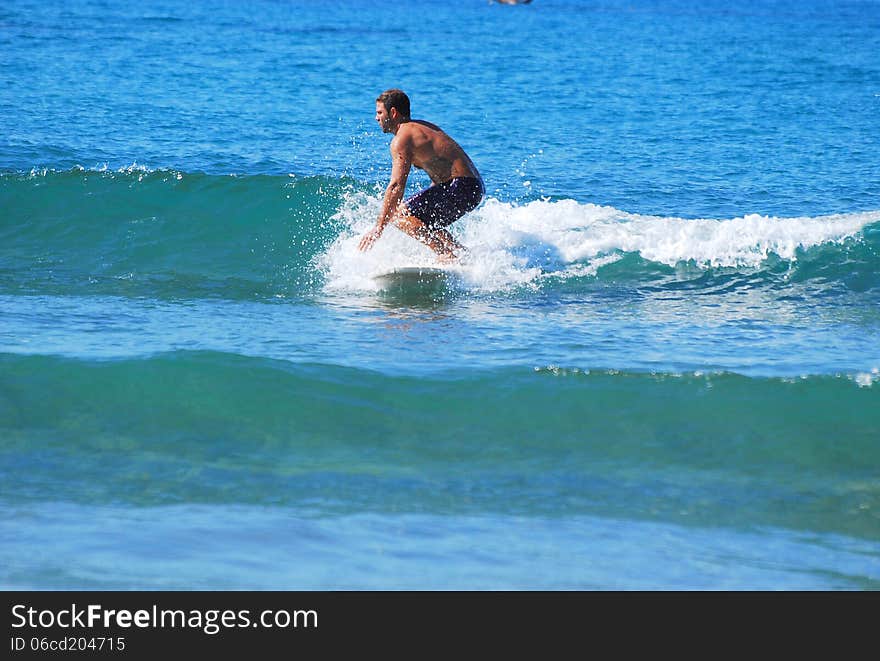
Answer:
[{"xmin": 392, "ymin": 207, "xmax": 465, "ymax": 260}]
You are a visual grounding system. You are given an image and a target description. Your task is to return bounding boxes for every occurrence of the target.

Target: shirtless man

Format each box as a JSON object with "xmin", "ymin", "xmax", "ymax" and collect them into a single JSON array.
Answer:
[{"xmin": 358, "ymin": 89, "xmax": 484, "ymax": 261}]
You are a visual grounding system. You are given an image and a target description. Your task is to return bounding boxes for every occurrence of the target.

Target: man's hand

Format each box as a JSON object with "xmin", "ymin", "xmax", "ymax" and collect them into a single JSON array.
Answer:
[{"xmin": 358, "ymin": 226, "xmax": 383, "ymax": 251}]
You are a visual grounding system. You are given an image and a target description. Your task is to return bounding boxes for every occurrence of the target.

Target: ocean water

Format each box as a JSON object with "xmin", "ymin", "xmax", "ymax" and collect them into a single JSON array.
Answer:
[{"xmin": 1, "ymin": 0, "xmax": 879, "ymax": 589}]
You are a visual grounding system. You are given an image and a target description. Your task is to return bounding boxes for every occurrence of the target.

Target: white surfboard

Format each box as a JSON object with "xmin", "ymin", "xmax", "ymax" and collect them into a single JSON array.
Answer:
[{"xmin": 372, "ymin": 266, "xmax": 453, "ymax": 287}]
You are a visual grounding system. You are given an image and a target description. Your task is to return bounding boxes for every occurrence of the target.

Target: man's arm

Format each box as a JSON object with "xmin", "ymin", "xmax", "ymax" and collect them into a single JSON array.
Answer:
[{"xmin": 358, "ymin": 135, "xmax": 413, "ymax": 251}]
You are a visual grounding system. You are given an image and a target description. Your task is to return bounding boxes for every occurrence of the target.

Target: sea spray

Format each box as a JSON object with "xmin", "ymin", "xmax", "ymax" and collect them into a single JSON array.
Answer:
[{"xmin": 319, "ymin": 188, "xmax": 880, "ymax": 293}]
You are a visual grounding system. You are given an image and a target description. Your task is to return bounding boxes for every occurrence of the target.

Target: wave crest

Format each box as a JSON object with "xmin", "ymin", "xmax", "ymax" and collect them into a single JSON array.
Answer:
[{"xmin": 321, "ymin": 192, "xmax": 880, "ymax": 292}]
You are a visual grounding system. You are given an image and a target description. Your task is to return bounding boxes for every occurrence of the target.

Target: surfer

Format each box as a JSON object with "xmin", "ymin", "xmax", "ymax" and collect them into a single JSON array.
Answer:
[{"xmin": 358, "ymin": 89, "xmax": 484, "ymax": 262}]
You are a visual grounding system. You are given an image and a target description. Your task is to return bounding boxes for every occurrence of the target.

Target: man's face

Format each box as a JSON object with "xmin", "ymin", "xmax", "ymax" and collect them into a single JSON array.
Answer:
[{"xmin": 375, "ymin": 102, "xmax": 394, "ymax": 133}]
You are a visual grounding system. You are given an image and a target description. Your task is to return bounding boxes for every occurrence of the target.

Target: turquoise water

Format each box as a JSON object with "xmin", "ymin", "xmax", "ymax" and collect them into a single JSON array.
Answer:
[{"xmin": 1, "ymin": 0, "xmax": 879, "ymax": 589}]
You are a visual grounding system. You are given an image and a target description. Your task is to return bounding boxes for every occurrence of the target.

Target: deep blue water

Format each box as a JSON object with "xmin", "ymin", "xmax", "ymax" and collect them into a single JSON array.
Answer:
[{"xmin": 1, "ymin": 0, "xmax": 879, "ymax": 589}]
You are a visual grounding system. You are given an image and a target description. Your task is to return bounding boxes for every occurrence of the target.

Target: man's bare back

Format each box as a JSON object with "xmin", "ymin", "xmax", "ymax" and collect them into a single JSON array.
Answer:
[
  {"xmin": 397, "ymin": 120, "xmax": 481, "ymax": 185},
  {"xmin": 358, "ymin": 89, "xmax": 484, "ymax": 260}
]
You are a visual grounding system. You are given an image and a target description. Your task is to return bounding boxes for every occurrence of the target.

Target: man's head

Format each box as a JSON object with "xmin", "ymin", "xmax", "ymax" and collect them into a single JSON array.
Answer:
[{"xmin": 375, "ymin": 89, "xmax": 410, "ymax": 133}]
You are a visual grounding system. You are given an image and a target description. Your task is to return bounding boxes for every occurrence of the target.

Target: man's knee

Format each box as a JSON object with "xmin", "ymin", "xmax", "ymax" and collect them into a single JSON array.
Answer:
[{"xmin": 394, "ymin": 209, "xmax": 429, "ymax": 236}]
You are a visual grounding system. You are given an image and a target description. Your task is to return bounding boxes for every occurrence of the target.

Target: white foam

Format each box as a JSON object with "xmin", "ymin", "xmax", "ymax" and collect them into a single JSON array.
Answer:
[
  {"xmin": 317, "ymin": 190, "xmax": 543, "ymax": 292},
  {"xmin": 854, "ymin": 368, "xmax": 879, "ymax": 388},
  {"xmin": 318, "ymin": 192, "xmax": 880, "ymax": 293}
]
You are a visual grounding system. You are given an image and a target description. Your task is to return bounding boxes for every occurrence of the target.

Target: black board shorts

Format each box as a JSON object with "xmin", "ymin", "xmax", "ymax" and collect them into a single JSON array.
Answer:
[{"xmin": 404, "ymin": 177, "xmax": 485, "ymax": 230}]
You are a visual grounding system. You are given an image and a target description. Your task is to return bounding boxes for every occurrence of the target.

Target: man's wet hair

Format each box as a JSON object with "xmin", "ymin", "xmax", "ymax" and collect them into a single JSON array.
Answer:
[{"xmin": 377, "ymin": 89, "xmax": 411, "ymax": 119}]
